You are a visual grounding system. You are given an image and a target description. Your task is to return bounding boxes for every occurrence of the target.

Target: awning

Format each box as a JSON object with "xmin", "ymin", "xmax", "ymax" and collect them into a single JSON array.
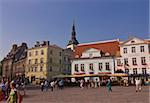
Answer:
[
  {"xmin": 52, "ymin": 74, "xmax": 71, "ymax": 78},
  {"xmin": 70, "ymin": 74, "xmax": 110, "ymax": 78},
  {"xmin": 110, "ymin": 73, "xmax": 128, "ymax": 77}
]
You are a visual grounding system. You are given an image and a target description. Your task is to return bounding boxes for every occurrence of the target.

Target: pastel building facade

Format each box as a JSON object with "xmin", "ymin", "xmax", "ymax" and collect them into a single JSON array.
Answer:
[
  {"xmin": 71, "ymin": 39, "xmax": 120, "ymax": 81},
  {"xmin": 26, "ymin": 41, "xmax": 73, "ymax": 83},
  {"xmin": 115, "ymin": 37, "xmax": 150, "ymax": 76}
]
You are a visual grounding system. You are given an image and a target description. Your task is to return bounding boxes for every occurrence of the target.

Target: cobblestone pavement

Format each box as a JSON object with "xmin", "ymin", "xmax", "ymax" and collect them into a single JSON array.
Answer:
[{"xmin": 4, "ymin": 86, "xmax": 150, "ymax": 103}]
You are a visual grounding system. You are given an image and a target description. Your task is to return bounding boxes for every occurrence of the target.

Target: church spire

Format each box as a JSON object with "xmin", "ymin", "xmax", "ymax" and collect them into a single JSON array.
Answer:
[
  {"xmin": 67, "ymin": 20, "xmax": 79, "ymax": 50},
  {"xmin": 71, "ymin": 20, "xmax": 76, "ymax": 40}
]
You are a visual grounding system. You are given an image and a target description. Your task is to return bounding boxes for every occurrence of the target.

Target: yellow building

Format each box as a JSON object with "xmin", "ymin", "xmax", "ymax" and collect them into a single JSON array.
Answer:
[
  {"xmin": 25, "ymin": 41, "xmax": 49, "ymax": 83},
  {"xmin": 25, "ymin": 41, "xmax": 71, "ymax": 84}
]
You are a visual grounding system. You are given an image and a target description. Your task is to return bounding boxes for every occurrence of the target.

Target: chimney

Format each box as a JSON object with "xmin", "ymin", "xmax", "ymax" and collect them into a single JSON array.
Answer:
[
  {"xmin": 21, "ymin": 42, "xmax": 27, "ymax": 47},
  {"xmin": 21, "ymin": 42, "xmax": 28, "ymax": 49},
  {"xmin": 42, "ymin": 41, "xmax": 46, "ymax": 46},
  {"xmin": 42, "ymin": 41, "xmax": 49, "ymax": 46},
  {"xmin": 35, "ymin": 41, "xmax": 40, "ymax": 47},
  {"xmin": 12, "ymin": 44, "xmax": 17, "ymax": 51},
  {"xmin": 46, "ymin": 41, "xmax": 50, "ymax": 46}
]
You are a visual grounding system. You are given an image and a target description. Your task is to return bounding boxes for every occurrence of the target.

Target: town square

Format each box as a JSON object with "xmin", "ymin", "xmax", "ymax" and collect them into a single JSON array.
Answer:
[
  {"xmin": 0, "ymin": 0, "xmax": 149, "ymax": 103},
  {"xmin": 23, "ymin": 86, "xmax": 149, "ymax": 103}
]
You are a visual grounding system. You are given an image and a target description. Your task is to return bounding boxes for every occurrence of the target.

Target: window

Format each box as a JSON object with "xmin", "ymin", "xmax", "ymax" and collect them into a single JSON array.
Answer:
[
  {"xmin": 81, "ymin": 64, "xmax": 84, "ymax": 71},
  {"xmin": 99, "ymin": 63, "xmax": 103, "ymax": 71},
  {"xmin": 125, "ymin": 69, "xmax": 129, "ymax": 74},
  {"xmin": 40, "ymin": 58, "xmax": 44, "ymax": 63},
  {"xmin": 142, "ymin": 68, "xmax": 146, "ymax": 74},
  {"xmin": 133, "ymin": 68, "xmax": 137, "ymax": 74},
  {"xmin": 141, "ymin": 57, "xmax": 146, "ymax": 65},
  {"xmin": 5, "ymin": 65, "xmax": 9, "ymax": 72},
  {"xmin": 28, "ymin": 68, "xmax": 30, "ymax": 72},
  {"xmin": 131, "ymin": 41, "xmax": 135, "ymax": 43},
  {"xmin": 124, "ymin": 58, "xmax": 128, "ymax": 65},
  {"xmin": 50, "ymin": 50, "xmax": 53, "ymax": 55},
  {"xmin": 35, "ymin": 59, "xmax": 38, "ymax": 64},
  {"xmin": 29, "ymin": 52, "xmax": 32, "ymax": 57},
  {"xmin": 35, "ymin": 51, "xmax": 38, "ymax": 56},
  {"xmin": 75, "ymin": 64, "xmax": 78, "ymax": 72},
  {"xmin": 117, "ymin": 59, "xmax": 121, "ymax": 66},
  {"xmin": 41, "ymin": 50, "xmax": 44, "ymax": 55},
  {"xmin": 68, "ymin": 57, "xmax": 70, "ymax": 62},
  {"xmin": 89, "ymin": 53, "xmax": 93, "ymax": 58},
  {"xmin": 89, "ymin": 63, "xmax": 94, "ymax": 71},
  {"xmin": 105, "ymin": 62, "xmax": 110, "ymax": 70},
  {"xmin": 49, "ymin": 67, "xmax": 52, "ymax": 72},
  {"xmin": 40, "ymin": 66, "xmax": 43, "ymax": 72},
  {"xmin": 140, "ymin": 46, "xmax": 145, "ymax": 52},
  {"xmin": 64, "ymin": 57, "xmax": 66, "ymax": 62},
  {"xmin": 28, "ymin": 60, "xmax": 31, "ymax": 64},
  {"xmin": 59, "ymin": 52, "xmax": 62, "ymax": 56},
  {"xmin": 131, "ymin": 47, "xmax": 136, "ymax": 53},
  {"xmin": 34, "ymin": 67, "xmax": 37, "ymax": 72},
  {"xmin": 123, "ymin": 48, "xmax": 127, "ymax": 54},
  {"xmin": 132, "ymin": 58, "xmax": 137, "ymax": 65},
  {"xmin": 31, "ymin": 67, "xmax": 34, "ymax": 72},
  {"xmin": 59, "ymin": 60, "xmax": 61, "ymax": 64},
  {"xmin": 31, "ymin": 76, "xmax": 36, "ymax": 81},
  {"xmin": 50, "ymin": 58, "xmax": 52, "ymax": 63}
]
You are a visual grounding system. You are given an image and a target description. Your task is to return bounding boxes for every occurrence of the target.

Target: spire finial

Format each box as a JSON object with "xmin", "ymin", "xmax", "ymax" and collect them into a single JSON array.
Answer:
[
  {"xmin": 72, "ymin": 19, "xmax": 75, "ymax": 31},
  {"xmin": 73, "ymin": 19, "xmax": 75, "ymax": 27}
]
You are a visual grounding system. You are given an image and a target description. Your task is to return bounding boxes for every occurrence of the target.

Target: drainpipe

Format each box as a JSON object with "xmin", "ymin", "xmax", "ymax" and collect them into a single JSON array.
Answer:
[{"xmin": 112, "ymin": 56, "xmax": 116, "ymax": 74}]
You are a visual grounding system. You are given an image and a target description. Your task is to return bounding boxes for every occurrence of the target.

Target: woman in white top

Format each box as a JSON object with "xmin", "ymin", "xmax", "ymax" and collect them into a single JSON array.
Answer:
[{"xmin": 135, "ymin": 78, "xmax": 141, "ymax": 92}]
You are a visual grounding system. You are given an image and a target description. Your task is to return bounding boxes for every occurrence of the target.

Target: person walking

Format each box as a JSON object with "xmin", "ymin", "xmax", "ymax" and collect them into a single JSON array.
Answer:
[
  {"xmin": 95, "ymin": 78, "xmax": 99, "ymax": 88},
  {"xmin": 41, "ymin": 82, "xmax": 44, "ymax": 92},
  {"xmin": 50, "ymin": 81, "xmax": 55, "ymax": 92},
  {"xmin": 44, "ymin": 80, "xmax": 49, "ymax": 91},
  {"xmin": 80, "ymin": 79, "xmax": 84, "ymax": 89},
  {"xmin": 106, "ymin": 79, "xmax": 112, "ymax": 92},
  {"xmin": 0, "ymin": 86, "xmax": 5, "ymax": 101},
  {"xmin": 7, "ymin": 81, "xmax": 22, "ymax": 103},
  {"xmin": 58, "ymin": 79, "xmax": 64, "ymax": 90},
  {"xmin": 135, "ymin": 78, "xmax": 142, "ymax": 92}
]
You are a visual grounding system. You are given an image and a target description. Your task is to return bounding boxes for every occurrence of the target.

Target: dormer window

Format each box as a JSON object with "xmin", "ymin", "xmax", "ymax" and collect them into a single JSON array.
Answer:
[
  {"xmin": 131, "ymin": 41, "xmax": 135, "ymax": 43},
  {"xmin": 75, "ymin": 55, "xmax": 79, "ymax": 58},
  {"xmin": 89, "ymin": 53, "xmax": 93, "ymax": 58},
  {"xmin": 105, "ymin": 52, "xmax": 110, "ymax": 56}
]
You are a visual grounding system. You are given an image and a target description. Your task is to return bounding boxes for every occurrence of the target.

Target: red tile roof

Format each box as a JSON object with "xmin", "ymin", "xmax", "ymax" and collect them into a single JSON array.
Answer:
[{"xmin": 74, "ymin": 40, "xmax": 120, "ymax": 58}]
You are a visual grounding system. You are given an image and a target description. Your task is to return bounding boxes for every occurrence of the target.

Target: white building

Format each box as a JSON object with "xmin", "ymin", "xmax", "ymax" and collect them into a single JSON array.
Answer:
[
  {"xmin": 71, "ymin": 39, "xmax": 120, "ymax": 81},
  {"xmin": 115, "ymin": 37, "xmax": 150, "ymax": 76}
]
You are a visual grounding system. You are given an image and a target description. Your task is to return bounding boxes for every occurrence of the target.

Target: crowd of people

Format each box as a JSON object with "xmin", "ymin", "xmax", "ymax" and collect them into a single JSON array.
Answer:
[
  {"xmin": 40, "ymin": 79, "xmax": 65, "ymax": 92},
  {"xmin": 0, "ymin": 77, "xmax": 144, "ymax": 102},
  {"xmin": 39, "ymin": 78, "xmax": 113, "ymax": 92},
  {"xmin": 78, "ymin": 78, "xmax": 113, "ymax": 91},
  {"xmin": 39, "ymin": 77, "xmax": 143, "ymax": 93}
]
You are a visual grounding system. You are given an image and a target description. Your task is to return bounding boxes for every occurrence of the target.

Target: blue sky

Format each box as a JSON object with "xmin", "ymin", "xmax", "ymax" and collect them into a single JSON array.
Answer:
[{"xmin": 0, "ymin": 0, "xmax": 149, "ymax": 60}]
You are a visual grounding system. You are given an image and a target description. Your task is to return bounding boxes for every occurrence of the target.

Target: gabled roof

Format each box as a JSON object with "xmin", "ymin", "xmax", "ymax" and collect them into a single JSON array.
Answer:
[
  {"xmin": 74, "ymin": 39, "xmax": 120, "ymax": 58},
  {"xmin": 3, "ymin": 43, "xmax": 28, "ymax": 62},
  {"xmin": 120, "ymin": 37, "xmax": 149, "ymax": 45}
]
